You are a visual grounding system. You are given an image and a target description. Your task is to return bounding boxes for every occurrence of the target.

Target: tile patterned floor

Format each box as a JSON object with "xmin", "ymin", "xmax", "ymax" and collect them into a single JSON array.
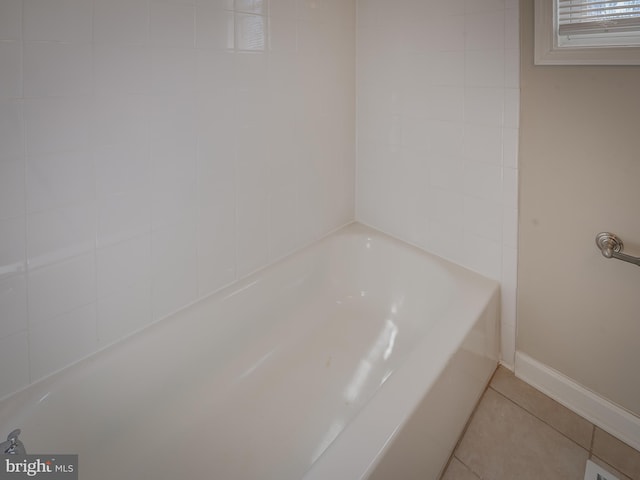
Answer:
[{"xmin": 440, "ymin": 367, "xmax": 640, "ymax": 480}]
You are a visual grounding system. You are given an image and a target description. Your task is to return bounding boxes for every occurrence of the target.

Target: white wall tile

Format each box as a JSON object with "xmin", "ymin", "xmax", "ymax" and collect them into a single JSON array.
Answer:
[
  {"xmin": 428, "ymin": 188, "xmax": 464, "ymax": 229},
  {"xmin": 465, "ymin": 10, "xmax": 505, "ymax": 51},
  {"xmin": 96, "ymin": 234, "xmax": 151, "ymax": 299},
  {"xmin": 24, "ymin": 97, "xmax": 91, "ymax": 156},
  {"xmin": 94, "ymin": 0, "xmax": 150, "ymax": 45},
  {"xmin": 267, "ymin": 117, "xmax": 301, "ymax": 259},
  {"xmin": 0, "ymin": 159, "xmax": 25, "ymax": 221},
  {"xmin": 151, "ymin": 48, "xmax": 197, "ymax": 97},
  {"xmin": 95, "ymin": 142, "xmax": 151, "ymax": 247},
  {"xmin": 465, "ymin": 49, "xmax": 505, "ymax": 87},
  {"xmin": 0, "ymin": 274, "xmax": 27, "ymax": 340},
  {"xmin": 149, "ymin": 97, "xmax": 197, "ymax": 230},
  {"xmin": 0, "ymin": 332, "xmax": 29, "ymax": 400},
  {"xmin": 464, "ymin": 124, "xmax": 503, "ymax": 165},
  {"xmin": 0, "ymin": 99, "xmax": 24, "ymax": 158},
  {"xmin": 401, "ymin": 117, "xmax": 430, "ymax": 152},
  {"xmin": 152, "ymin": 219, "xmax": 198, "ymax": 320},
  {"xmin": 502, "ymin": 166, "xmax": 518, "ymax": 210},
  {"xmin": 149, "ymin": 96, "xmax": 197, "ymax": 145},
  {"xmin": 196, "ymin": 49, "xmax": 235, "ymax": 92},
  {"xmin": 97, "ymin": 192, "xmax": 151, "ymax": 249},
  {"xmin": 297, "ymin": 149, "xmax": 343, "ymax": 244},
  {"xmin": 427, "ymin": 86, "xmax": 465, "ymax": 122},
  {"xmin": 97, "ymin": 281, "xmax": 152, "ymax": 346},
  {"xmin": 24, "ymin": 43, "xmax": 92, "ymax": 98},
  {"xmin": 500, "ymin": 322, "xmax": 516, "ymax": 368},
  {"xmin": 500, "ymin": 245, "xmax": 518, "ymax": 365},
  {"xmin": 234, "ymin": 49, "xmax": 268, "ymax": 89},
  {"xmin": 151, "ymin": 157, "xmax": 197, "ymax": 230},
  {"xmin": 431, "ymin": 51, "xmax": 465, "ymax": 87},
  {"xmin": 269, "ymin": 1, "xmax": 298, "ymax": 52},
  {"xmin": 502, "ymin": 126, "xmax": 519, "ymax": 168},
  {"xmin": 424, "ymin": 14, "xmax": 465, "ymax": 52},
  {"xmin": 465, "ymin": 87, "xmax": 505, "ymax": 126},
  {"xmin": 0, "ymin": 217, "xmax": 25, "ymax": 280},
  {"xmin": 0, "ymin": 1, "xmax": 22, "ymax": 41},
  {"xmin": 463, "ymin": 232, "xmax": 502, "ymax": 280},
  {"xmin": 197, "ymin": 213, "xmax": 236, "ymax": 296},
  {"xmin": 268, "ymin": 173, "xmax": 300, "ymax": 261},
  {"xmin": 505, "ymin": 7, "xmax": 519, "ymax": 48},
  {"xmin": 429, "ymin": 220, "xmax": 465, "ymax": 265},
  {"xmin": 428, "ymin": 120, "xmax": 464, "ymax": 159},
  {"xmin": 503, "ymin": 206, "xmax": 518, "ymax": 249},
  {"xmin": 195, "ymin": 0, "xmax": 233, "ymax": 8},
  {"xmin": 463, "ymin": 162, "xmax": 502, "ymax": 203},
  {"xmin": 29, "ymin": 303, "xmax": 97, "ymax": 381},
  {"xmin": 235, "ymin": 127, "xmax": 270, "ymax": 277},
  {"xmin": 95, "ymin": 142, "xmax": 150, "ymax": 205},
  {"xmin": 28, "ymin": 253, "xmax": 96, "ymax": 328},
  {"xmin": 93, "ymin": 95, "xmax": 150, "ymax": 148},
  {"xmin": 428, "ymin": 155, "xmax": 464, "ymax": 190},
  {"xmin": 463, "ymin": 196, "xmax": 503, "ymax": 242},
  {"xmin": 27, "ymin": 203, "xmax": 95, "ymax": 268},
  {"xmin": 196, "ymin": 133, "xmax": 237, "ymax": 295},
  {"xmin": 195, "ymin": 5, "xmax": 234, "ymax": 49},
  {"xmin": 235, "ymin": 12, "xmax": 267, "ymax": 51},
  {"xmin": 0, "ymin": 42, "xmax": 22, "ymax": 99},
  {"xmin": 505, "ymin": 48, "xmax": 520, "ymax": 88},
  {"xmin": 94, "ymin": 44, "xmax": 150, "ymax": 95},
  {"xmin": 27, "ymin": 150, "xmax": 94, "ymax": 213},
  {"xmin": 24, "ymin": 0, "xmax": 92, "ymax": 43},
  {"xmin": 501, "ymin": 246, "xmax": 518, "ymax": 329},
  {"xmin": 465, "ymin": 0, "xmax": 506, "ymax": 14},
  {"xmin": 150, "ymin": 1, "xmax": 196, "ymax": 48},
  {"xmin": 504, "ymin": 87, "xmax": 520, "ymax": 128},
  {"xmin": 235, "ymin": 0, "xmax": 266, "ymax": 15},
  {"xmin": 236, "ymin": 85, "xmax": 268, "ymax": 126}
]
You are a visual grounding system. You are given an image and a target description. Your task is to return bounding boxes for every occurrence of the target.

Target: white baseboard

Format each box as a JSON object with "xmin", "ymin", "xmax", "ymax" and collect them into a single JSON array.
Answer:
[{"xmin": 515, "ymin": 351, "xmax": 640, "ymax": 452}]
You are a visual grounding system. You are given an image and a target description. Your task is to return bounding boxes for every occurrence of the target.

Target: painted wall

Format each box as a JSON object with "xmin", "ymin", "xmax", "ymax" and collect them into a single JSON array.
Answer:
[
  {"xmin": 356, "ymin": 0, "xmax": 520, "ymax": 366},
  {"xmin": 518, "ymin": 0, "xmax": 640, "ymax": 415},
  {"xmin": 0, "ymin": 0, "xmax": 355, "ymax": 399}
]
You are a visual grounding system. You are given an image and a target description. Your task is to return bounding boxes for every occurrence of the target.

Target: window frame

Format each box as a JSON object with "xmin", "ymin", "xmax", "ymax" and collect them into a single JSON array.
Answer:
[{"xmin": 534, "ymin": 0, "xmax": 640, "ymax": 65}]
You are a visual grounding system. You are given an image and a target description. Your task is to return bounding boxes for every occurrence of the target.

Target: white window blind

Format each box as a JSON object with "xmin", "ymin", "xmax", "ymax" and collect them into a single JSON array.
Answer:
[{"xmin": 558, "ymin": 1, "xmax": 640, "ymax": 36}]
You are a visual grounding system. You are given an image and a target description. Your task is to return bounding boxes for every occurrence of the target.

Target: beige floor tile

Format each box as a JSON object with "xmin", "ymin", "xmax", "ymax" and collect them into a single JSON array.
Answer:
[
  {"xmin": 440, "ymin": 458, "xmax": 480, "ymax": 480},
  {"xmin": 591, "ymin": 456, "xmax": 633, "ymax": 480},
  {"xmin": 455, "ymin": 388, "xmax": 588, "ymax": 480},
  {"xmin": 490, "ymin": 366, "xmax": 593, "ymax": 449},
  {"xmin": 593, "ymin": 428, "xmax": 640, "ymax": 480}
]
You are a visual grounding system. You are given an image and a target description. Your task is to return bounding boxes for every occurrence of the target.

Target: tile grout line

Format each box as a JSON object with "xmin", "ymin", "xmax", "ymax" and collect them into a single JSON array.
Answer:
[
  {"xmin": 452, "ymin": 454, "xmax": 483, "ymax": 480},
  {"xmin": 488, "ymin": 385, "xmax": 592, "ymax": 454}
]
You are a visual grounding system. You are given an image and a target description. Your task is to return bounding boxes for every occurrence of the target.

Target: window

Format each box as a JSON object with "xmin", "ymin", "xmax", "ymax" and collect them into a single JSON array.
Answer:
[{"xmin": 535, "ymin": 0, "xmax": 640, "ymax": 64}]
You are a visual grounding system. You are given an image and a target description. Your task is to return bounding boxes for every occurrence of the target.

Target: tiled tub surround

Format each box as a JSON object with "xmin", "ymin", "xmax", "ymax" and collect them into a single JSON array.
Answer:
[
  {"xmin": 441, "ymin": 367, "xmax": 640, "ymax": 480},
  {"xmin": 356, "ymin": 0, "xmax": 520, "ymax": 367},
  {"xmin": 0, "ymin": 0, "xmax": 355, "ymax": 399},
  {"xmin": 0, "ymin": 224, "xmax": 499, "ymax": 479}
]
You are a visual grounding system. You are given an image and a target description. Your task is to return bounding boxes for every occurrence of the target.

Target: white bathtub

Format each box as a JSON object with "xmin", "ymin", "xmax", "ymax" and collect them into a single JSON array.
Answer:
[{"xmin": 0, "ymin": 223, "xmax": 499, "ymax": 479}]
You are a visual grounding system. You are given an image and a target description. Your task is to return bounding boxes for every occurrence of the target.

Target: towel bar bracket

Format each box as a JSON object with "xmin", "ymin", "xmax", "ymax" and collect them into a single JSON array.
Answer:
[{"xmin": 595, "ymin": 232, "xmax": 640, "ymax": 267}]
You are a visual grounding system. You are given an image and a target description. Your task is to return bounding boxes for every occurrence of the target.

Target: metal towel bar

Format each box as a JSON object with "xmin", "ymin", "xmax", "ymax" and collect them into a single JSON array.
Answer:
[{"xmin": 595, "ymin": 232, "xmax": 640, "ymax": 267}]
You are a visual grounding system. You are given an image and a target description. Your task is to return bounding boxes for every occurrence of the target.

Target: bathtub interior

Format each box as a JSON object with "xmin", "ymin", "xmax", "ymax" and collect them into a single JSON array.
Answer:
[{"xmin": 0, "ymin": 223, "xmax": 499, "ymax": 480}]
